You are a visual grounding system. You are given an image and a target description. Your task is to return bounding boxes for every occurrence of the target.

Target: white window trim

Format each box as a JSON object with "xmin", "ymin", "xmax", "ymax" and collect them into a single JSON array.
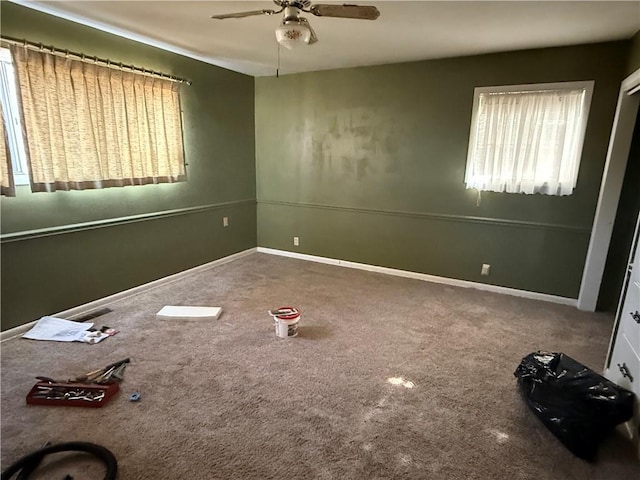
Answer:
[
  {"xmin": 0, "ymin": 47, "xmax": 29, "ymax": 186},
  {"xmin": 465, "ymin": 80, "xmax": 595, "ymax": 196}
]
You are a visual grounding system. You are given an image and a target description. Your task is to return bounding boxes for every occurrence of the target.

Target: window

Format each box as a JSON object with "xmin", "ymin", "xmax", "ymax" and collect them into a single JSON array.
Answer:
[
  {"xmin": 464, "ymin": 81, "xmax": 594, "ymax": 196},
  {"xmin": 1, "ymin": 44, "xmax": 186, "ymax": 194},
  {"xmin": 0, "ymin": 47, "xmax": 29, "ymax": 186}
]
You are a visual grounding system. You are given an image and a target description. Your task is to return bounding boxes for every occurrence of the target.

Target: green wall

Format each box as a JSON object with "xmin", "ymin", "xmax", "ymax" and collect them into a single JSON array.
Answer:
[
  {"xmin": 0, "ymin": 3, "xmax": 256, "ymax": 330},
  {"xmin": 255, "ymin": 42, "xmax": 628, "ymax": 298}
]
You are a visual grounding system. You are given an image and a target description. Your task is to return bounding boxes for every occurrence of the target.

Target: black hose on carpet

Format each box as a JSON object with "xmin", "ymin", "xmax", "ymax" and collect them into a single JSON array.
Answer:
[{"xmin": 1, "ymin": 442, "xmax": 117, "ymax": 480}]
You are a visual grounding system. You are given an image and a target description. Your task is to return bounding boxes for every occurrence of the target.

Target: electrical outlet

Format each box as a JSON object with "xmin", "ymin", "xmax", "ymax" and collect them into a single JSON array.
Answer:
[
  {"xmin": 293, "ymin": 236, "xmax": 299, "ymax": 246},
  {"xmin": 481, "ymin": 264, "xmax": 491, "ymax": 276},
  {"xmin": 223, "ymin": 217, "xmax": 229, "ymax": 227}
]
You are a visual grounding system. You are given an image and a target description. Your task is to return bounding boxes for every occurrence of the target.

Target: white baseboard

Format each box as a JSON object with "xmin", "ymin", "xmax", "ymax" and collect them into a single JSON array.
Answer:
[
  {"xmin": 0, "ymin": 248, "xmax": 257, "ymax": 342},
  {"xmin": 257, "ymin": 247, "xmax": 577, "ymax": 307}
]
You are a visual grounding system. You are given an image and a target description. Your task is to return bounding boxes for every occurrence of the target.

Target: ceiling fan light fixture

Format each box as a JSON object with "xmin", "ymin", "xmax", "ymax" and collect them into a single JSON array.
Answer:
[{"xmin": 275, "ymin": 20, "xmax": 312, "ymax": 49}]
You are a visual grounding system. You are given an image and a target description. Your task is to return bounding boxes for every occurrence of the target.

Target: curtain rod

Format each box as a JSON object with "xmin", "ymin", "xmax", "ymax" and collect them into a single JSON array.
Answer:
[{"xmin": 0, "ymin": 36, "xmax": 191, "ymax": 85}]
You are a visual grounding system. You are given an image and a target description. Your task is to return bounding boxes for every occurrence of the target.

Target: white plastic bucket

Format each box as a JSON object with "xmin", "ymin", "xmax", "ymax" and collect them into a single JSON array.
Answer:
[{"xmin": 273, "ymin": 308, "xmax": 300, "ymax": 339}]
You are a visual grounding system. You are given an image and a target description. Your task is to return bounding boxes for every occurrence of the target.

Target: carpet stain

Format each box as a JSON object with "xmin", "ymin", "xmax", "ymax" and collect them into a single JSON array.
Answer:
[
  {"xmin": 387, "ymin": 376, "xmax": 415, "ymax": 388},
  {"xmin": 486, "ymin": 428, "xmax": 511, "ymax": 444}
]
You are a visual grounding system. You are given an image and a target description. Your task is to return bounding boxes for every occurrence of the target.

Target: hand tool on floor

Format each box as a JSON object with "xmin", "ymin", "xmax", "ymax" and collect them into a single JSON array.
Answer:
[{"xmin": 74, "ymin": 358, "xmax": 130, "ymax": 384}]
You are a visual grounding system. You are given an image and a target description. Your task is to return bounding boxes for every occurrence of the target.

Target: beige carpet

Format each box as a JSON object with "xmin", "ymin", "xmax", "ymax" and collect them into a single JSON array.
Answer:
[{"xmin": 1, "ymin": 252, "xmax": 638, "ymax": 479}]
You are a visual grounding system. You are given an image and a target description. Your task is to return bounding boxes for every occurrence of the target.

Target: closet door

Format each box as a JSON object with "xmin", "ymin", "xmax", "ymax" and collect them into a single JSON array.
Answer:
[{"xmin": 605, "ymin": 212, "xmax": 640, "ymax": 451}]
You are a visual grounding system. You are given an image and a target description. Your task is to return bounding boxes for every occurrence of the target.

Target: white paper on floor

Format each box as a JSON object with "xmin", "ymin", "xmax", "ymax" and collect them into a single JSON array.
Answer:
[{"xmin": 22, "ymin": 316, "xmax": 109, "ymax": 344}]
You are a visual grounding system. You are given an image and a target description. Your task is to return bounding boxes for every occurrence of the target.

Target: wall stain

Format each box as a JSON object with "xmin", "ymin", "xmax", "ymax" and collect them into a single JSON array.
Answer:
[
  {"xmin": 299, "ymin": 107, "xmax": 400, "ymax": 182},
  {"xmin": 356, "ymin": 158, "xmax": 370, "ymax": 181}
]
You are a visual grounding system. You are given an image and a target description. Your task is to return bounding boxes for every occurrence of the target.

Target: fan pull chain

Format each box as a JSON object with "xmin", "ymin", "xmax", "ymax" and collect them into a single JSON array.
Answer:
[{"xmin": 276, "ymin": 40, "xmax": 281, "ymax": 78}]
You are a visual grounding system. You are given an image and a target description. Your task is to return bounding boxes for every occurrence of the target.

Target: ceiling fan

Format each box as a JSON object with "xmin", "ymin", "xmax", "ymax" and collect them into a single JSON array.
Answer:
[{"xmin": 211, "ymin": 1, "xmax": 381, "ymax": 49}]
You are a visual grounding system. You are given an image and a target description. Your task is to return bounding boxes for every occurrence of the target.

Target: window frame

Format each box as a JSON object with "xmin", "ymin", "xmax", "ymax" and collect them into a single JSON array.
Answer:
[
  {"xmin": 0, "ymin": 47, "xmax": 29, "ymax": 186},
  {"xmin": 464, "ymin": 80, "xmax": 595, "ymax": 196}
]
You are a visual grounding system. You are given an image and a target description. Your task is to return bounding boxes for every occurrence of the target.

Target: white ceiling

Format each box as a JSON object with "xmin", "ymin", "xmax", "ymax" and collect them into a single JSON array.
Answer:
[{"xmin": 12, "ymin": 1, "xmax": 640, "ymax": 77}]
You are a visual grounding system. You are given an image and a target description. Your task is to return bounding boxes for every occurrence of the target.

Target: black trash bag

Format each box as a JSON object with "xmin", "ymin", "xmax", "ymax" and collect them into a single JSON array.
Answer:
[{"xmin": 514, "ymin": 351, "xmax": 634, "ymax": 461}]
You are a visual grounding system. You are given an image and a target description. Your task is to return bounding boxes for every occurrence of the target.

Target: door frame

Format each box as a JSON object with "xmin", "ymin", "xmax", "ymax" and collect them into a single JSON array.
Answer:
[{"xmin": 578, "ymin": 68, "xmax": 640, "ymax": 311}]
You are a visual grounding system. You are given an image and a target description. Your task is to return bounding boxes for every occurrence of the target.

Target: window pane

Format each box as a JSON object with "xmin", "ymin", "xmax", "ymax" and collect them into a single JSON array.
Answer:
[
  {"xmin": 465, "ymin": 82, "xmax": 592, "ymax": 196},
  {"xmin": 0, "ymin": 48, "xmax": 29, "ymax": 186}
]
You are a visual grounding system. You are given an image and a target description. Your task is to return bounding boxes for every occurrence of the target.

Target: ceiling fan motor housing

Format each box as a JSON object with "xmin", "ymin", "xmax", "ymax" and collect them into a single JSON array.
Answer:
[
  {"xmin": 274, "ymin": 0, "xmax": 312, "ymax": 9},
  {"xmin": 283, "ymin": 6, "xmax": 302, "ymax": 21}
]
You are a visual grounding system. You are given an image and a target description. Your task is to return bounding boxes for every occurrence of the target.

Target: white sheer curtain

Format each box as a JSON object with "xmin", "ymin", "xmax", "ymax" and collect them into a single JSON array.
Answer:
[
  {"xmin": 10, "ymin": 45, "xmax": 186, "ymax": 193},
  {"xmin": 465, "ymin": 87, "xmax": 588, "ymax": 195},
  {"xmin": 0, "ymin": 101, "xmax": 15, "ymax": 197}
]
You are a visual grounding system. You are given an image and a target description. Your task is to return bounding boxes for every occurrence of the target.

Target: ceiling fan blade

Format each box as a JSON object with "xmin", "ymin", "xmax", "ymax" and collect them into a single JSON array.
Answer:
[
  {"xmin": 211, "ymin": 9, "xmax": 277, "ymax": 20},
  {"xmin": 309, "ymin": 4, "xmax": 380, "ymax": 20}
]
